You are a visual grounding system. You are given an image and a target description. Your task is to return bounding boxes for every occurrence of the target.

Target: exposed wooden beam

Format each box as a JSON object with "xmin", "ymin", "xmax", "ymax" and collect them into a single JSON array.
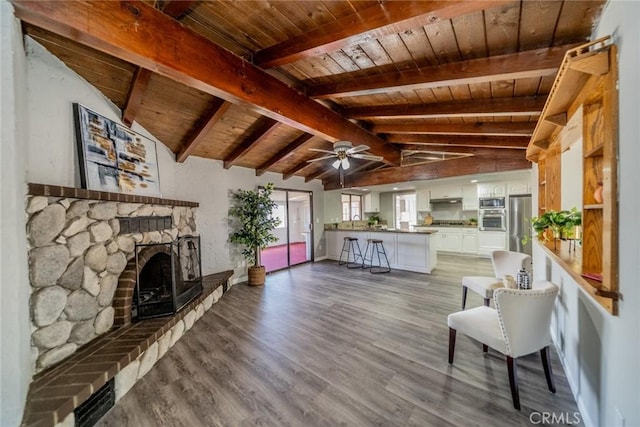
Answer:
[
  {"xmin": 386, "ymin": 134, "xmax": 530, "ymax": 148},
  {"xmin": 398, "ymin": 145, "xmax": 526, "ymax": 158},
  {"xmin": 177, "ymin": 99, "xmax": 231, "ymax": 163},
  {"xmin": 282, "ymin": 161, "xmax": 313, "ymax": 180},
  {"xmin": 161, "ymin": 0, "xmax": 200, "ymax": 19},
  {"xmin": 305, "ymin": 167, "xmax": 332, "ymax": 183},
  {"xmin": 344, "ymin": 96, "xmax": 546, "ymax": 119},
  {"xmin": 255, "ymin": 133, "xmax": 314, "ymax": 176},
  {"xmin": 253, "ymin": 1, "xmax": 509, "ymax": 68},
  {"xmin": 323, "ymin": 156, "xmax": 531, "ymax": 190},
  {"xmin": 12, "ymin": 0, "xmax": 401, "ymax": 166},
  {"xmin": 373, "ymin": 122, "xmax": 535, "ymax": 136},
  {"xmin": 224, "ymin": 119, "xmax": 280, "ymax": 169},
  {"xmin": 308, "ymin": 45, "xmax": 575, "ymax": 99},
  {"xmin": 544, "ymin": 113, "xmax": 567, "ymax": 127},
  {"xmin": 121, "ymin": 67, "xmax": 152, "ymax": 127}
]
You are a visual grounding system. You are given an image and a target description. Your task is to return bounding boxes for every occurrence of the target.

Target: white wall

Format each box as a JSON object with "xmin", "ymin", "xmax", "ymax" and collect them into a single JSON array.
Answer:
[
  {"xmin": 533, "ymin": 2, "xmax": 640, "ymax": 426},
  {"xmin": 1, "ymin": 2, "xmax": 31, "ymax": 425}
]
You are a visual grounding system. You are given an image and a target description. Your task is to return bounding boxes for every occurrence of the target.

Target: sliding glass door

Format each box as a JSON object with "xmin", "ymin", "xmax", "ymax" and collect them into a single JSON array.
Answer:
[{"xmin": 262, "ymin": 189, "xmax": 313, "ymax": 273}]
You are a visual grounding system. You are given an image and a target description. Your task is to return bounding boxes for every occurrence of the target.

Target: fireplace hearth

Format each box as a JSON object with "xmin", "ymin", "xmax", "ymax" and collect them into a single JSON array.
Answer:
[{"xmin": 133, "ymin": 235, "xmax": 202, "ymax": 320}]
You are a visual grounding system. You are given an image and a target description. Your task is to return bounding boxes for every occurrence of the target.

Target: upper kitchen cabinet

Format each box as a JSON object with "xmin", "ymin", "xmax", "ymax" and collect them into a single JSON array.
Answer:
[
  {"xmin": 430, "ymin": 185, "xmax": 462, "ymax": 200},
  {"xmin": 462, "ymin": 185, "xmax": 478, "ymax": 210},
  {"xmin": 507, "ymin": 181, "xmax": 532, "ymax": 196},
  {"xmin": 363, "ymin": 192, "xmax": 380, "ymax": 213},
  {"xmin": 416, "ymin": 189, "xmax": 430, "ymax": 212},
  {"xmin": 477, "ymin": 183, "xmax": 505, "ymax": 198}
]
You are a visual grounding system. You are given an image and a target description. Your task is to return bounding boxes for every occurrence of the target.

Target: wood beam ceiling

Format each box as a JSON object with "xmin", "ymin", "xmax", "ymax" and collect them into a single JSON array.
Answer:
[
  {"xmin": 160, "ymin": 0, "xmax": 200, "ymax": 19},
  {"xmin": 307, "ymin": 45, "xmax": 574, "ymax": 99},
  {"xmin": 373, "ymin": 122, "xmax": 535, "ymax": 136},
  {"xmin": 282, "ymin": 161, "xmax": 313, "ymax": 180},
  {"xmin": 224, "ymin": 119, "xmax": 280, "ymax": 169},
  {"xmin": 253, "ymin": 0, "xmax": 510, "ymax": 68},
  {"xmin": 323, "ymin": 156, "xmax": 531, "ymax": 190},
  {"xmin": 12, "ymin": 0, "xmax": 401, "ymax": 166},
  {"xmin": 398, "ymin": 145, "xmax": 526, "ymax": 158},
  {"xmin": 177, "ymin": 99, "xmax": 231, "ymax": 163},
  {"xmin": 344, "ymin": 96, "xmax": 546, "ymax": 119},
  {"xmin": 121, "ymin": 68, "xmax": 152, "ymax": 127},
  {"xmin": 255, "ymin": 133, "xmax": 314, "ymax": 176},
  {"xmin": 386, "ymin": 134, "xmax": 530, "ymax": 148}
]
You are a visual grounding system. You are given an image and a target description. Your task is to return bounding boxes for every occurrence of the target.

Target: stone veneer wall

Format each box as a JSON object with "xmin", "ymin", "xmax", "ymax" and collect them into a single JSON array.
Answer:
[{"xmin": 25, "ymin": 190, "xmax": 197, "ymax": 373}]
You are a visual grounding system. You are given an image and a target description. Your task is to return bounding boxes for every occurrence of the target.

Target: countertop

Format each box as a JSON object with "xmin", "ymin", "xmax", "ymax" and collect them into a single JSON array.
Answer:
[
  {"xmin": 416, "ymin": 223, "xmax": 478, "ymax": 229},
  {"xmin": 325, "ymin": 228, "xmax": 438, "ymax": 234}
]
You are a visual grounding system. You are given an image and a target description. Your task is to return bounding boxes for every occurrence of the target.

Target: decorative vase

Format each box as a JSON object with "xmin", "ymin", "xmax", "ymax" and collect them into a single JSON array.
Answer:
[
  {"xmin": 248, "ymin": 265, "xmax": 266, "ymax": 286},
  {"xmin": 423, "ymin": 213, "xmax": 433, "ymax": 225},
  {"xmin": 593, "ymin": 182, "xmax": 603, "ymax": 203}
]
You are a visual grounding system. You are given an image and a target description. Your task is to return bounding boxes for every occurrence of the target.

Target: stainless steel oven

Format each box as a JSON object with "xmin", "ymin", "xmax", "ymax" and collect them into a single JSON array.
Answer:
[
  {"xmin": 479, "ymin": 209, "xmax": 507, "ymax": 231},
  {"xmin": 479, "ymin": 197, "xmax": 506, "ymax": 209}
]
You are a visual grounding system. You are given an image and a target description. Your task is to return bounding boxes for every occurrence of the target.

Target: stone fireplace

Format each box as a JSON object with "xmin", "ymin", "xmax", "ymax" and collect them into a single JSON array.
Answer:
[{"xmin": 22, "ymin": 183, "xmax": 233, "ymax": 427}]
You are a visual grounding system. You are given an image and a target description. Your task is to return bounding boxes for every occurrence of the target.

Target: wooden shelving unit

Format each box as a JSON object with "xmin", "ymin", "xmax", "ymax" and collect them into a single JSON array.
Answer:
[{"xmin": 527, "ymin": 37, "xmax": 619, "ymax": 315}]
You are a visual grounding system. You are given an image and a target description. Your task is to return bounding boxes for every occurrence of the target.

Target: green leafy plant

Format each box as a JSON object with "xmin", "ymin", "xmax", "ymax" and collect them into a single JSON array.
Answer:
[
  {"xmin": 525, "ymin": 207, "xmax": 582, "ymax": 243},
  {"xmin": 228, "ymin": 183, "xmax": 281, "ymax": 267},
  {"xmin": 367, "ymin": 214, "xmax": 381, "ymax": 226}
]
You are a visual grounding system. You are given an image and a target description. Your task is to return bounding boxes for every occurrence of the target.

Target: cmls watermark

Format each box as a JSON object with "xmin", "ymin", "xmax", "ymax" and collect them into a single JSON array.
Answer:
[{"xmin": 530, "ymin": 411, "xmax": 582, "ymax": 425}]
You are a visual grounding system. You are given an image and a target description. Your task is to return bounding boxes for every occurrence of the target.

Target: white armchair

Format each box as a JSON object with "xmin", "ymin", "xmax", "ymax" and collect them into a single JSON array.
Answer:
[
  {"xmin": 447, "ymin": 281, "xmax": 559, "ymax": 410},
  {"xmin": 461, "ymin": 250, "xmax": 531, "ymax": 309}
]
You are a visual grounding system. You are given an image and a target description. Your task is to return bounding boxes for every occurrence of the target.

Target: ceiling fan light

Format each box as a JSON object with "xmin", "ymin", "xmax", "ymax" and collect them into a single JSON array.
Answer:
[
  {"xmin": 332, "ymin": 159, "xmax": 341, "ymax": 169},
  {"xmin": 342, "ymin": 158, "xmax": 350, "ymax": 170}
]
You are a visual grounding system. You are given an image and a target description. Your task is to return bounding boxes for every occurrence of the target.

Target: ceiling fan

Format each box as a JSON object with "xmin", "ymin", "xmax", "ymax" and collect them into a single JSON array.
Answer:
[{"xmin": 307, "ymin": 141, "xmax": 383, "ymax": 170}]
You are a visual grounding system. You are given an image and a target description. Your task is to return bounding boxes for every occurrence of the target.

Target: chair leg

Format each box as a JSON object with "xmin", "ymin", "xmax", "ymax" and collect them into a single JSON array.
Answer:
[
  {"xmin": 483, "ymin": 343, "xmax": 488, "ymax": 353},
  {"xmin": 461, "ymin": 286, "xmax": 468, "ymax": 309},
  {"xmin": 484, "ymin": 298, "xmax": 491, "ymax": 307},
  {"xmin": 507, "ymin": 356, "xmax": 521, "ymax": 410},
  {"xmin": 541, "ymin": 346, "xmax": 556, "ymax": 393},
  {"xmin": 448, "ymin": 328, "xmax": 456, "ymax": 364}
]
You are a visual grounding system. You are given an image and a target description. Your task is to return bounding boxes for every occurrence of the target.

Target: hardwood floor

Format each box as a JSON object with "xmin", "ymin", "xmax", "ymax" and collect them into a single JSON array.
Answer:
[{"xmin": 97, "ymin": 254, "xmax": 581, "ymax": 426}]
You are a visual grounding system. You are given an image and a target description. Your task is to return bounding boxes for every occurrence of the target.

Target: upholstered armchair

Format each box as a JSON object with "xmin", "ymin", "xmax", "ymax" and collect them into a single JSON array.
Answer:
[
  {"xmin": 447, "ymin": 281, "xmax": 559, "ymax": 410},
  {"xmin": 461, "ymin": 250, "xmax": 531, "ymax": 309}
]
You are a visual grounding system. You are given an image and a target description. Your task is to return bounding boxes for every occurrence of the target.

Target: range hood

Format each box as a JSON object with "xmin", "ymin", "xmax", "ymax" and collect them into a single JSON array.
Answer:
[{"xmin": 430, "ymin": 198, "xmax": 462, "ymax": 204}]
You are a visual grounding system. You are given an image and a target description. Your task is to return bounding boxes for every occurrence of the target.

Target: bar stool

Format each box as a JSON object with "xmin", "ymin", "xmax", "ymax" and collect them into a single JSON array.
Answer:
[
  {"xmin": 362, "ymin": 239, "xmax": 391, "ymax": 274},
  {"xmin": 338, "ymin": 237, "xmax": 364, "ymax": 269}
]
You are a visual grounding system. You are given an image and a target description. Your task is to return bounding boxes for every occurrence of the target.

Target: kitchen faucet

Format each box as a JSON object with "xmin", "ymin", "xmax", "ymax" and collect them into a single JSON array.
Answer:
[{"xmin": 352, "ymin": 215, "xmax": 360, "ymax": 220}]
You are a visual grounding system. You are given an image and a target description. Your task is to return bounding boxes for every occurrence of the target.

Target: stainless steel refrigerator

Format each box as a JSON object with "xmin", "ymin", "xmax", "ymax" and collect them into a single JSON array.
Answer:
[{"xmin": 509, "ymin": 195, "xmax": 532, "ymax": 255}]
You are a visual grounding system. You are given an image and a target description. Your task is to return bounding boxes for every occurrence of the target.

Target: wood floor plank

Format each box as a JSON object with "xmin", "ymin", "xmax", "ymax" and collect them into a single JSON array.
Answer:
[{"xmin": 97, "ymin": 254, "xmax": 581, "ymax": 426}]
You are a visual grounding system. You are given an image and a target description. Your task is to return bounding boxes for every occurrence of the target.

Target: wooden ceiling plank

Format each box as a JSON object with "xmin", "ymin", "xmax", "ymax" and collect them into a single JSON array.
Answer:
[
  {"xmin": 386, "ymin": 134, "xmax": 529, "ymax": 148},
  {"xmin": 305, "ymin": 167, "xmax": 331, "ymax": 183},
  {"xmin": 282, "ymin": 161, "xmax": 313, "ymax": 180},
  {"xmin": 307, "ymin": 44, "xmax": 576, "ymax": 99},
  {"xmin": 161, "ymin": 0, "xmax": 200, "ymax": 19},
  {"xmin": 398, "ymin": 144, "xmax": 525, "ymax": 157},
  {"xmin": 373, "ymin": 122, "xmax": 535, "ymax": 136},
  {"xmin": 345, "ymin": 96, "xmax": 546, "ymax": 119},
  {"xmin": 121, "ymin": 67, "xmax": 152, "ymax": 127},
  {"xmin": 223, "ymin": 119, "xmax": 280, "ymax": 169},
  {"xmin": 255, "ymin": 133, "xmax": 314, "ymax": 176},
  {"xmin": 176, "ymin": 99, "xmax": 231, "ymax": 163},
  {"xmin": 323, "ymin": 155, "xmax": 531, "ymax": 190},
  {"xmin": 253, "ymin": 1, "xmax": 511, "ymax": 68},
  {"xmin": 12, "ymin": 0, "xmax": 401, "ymax": 166}
]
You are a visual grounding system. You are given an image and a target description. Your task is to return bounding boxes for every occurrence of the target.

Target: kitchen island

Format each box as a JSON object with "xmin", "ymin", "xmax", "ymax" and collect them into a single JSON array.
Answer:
[{"xmin": 325, "ymin": 229, "xmax": 438, "ymax": 274}]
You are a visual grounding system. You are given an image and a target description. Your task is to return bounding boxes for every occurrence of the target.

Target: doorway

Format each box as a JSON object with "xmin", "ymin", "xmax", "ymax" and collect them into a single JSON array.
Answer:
[
  {"xmin": 394, "ymin": 193, "xmax": 416, "ymax": 230},
  {"xmin": 262, "ymin": 189, "xmax": 313, "ymax": 273}
]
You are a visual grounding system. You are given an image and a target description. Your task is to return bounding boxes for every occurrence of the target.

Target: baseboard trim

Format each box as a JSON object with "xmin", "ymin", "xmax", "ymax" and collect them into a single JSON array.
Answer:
[{"xmin": 314, "ymin": 256, "xmax": 328, "ymax": 262}]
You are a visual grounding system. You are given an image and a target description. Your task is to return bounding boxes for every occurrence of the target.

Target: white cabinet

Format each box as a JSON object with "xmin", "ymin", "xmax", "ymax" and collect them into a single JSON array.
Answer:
[
  {"xmin": 364, "ymin": 192, "xmax": 380, "ymax": 213},
  {"xmin": 429, "ymin": 227, "xmax": 462, "ymax": 253},
  {"xmin": 430, "ymin": 185, "xmax": 462, "ymax": 200},
  {"xmin": 478, "ymin": 231, "xmax": 507, "ymax": 257},
  {"xmin": 366, "ymin": 231, "xmax": 396, "ymax": 266},
  {"xmin": 416, "ymin": 189, "xmax": 430, "ymax": 211},
  {"xmin": 507, "ymin": 181, "xmax": 531, "ymax": 195},
  {"xmin": 462, "ymin": 228, "xmax": 479, "ymax": 254},
  {"xmin": 462, "ymin": 185, "xmax": 478, "ymax": 210},
  {"xmin": 326, "ymin": 230, "xmax": 347, "ymax": 260},
  {"xmin": 445, "ymin": 232, "xmax": 462, "ymax": 252},
  {"xmin": 478, "ymin": 183, "xmax": 506, "ymax": 198}
]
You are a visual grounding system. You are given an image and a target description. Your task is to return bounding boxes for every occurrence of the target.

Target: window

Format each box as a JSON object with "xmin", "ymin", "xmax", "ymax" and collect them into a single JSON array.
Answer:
[
  {"xmin": 341, "ymin": 194, "xmax": 362, "ymax": 221},
  {"xmin": 272, "ymin": 203, "xmax": 286, "ymax": 229}
]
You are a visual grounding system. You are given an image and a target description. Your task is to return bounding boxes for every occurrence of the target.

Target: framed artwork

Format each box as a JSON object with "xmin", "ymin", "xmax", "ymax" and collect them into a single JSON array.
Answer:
[{"xmin": 73, "ymin": 103, "xmax": 161, "ymax": 197}]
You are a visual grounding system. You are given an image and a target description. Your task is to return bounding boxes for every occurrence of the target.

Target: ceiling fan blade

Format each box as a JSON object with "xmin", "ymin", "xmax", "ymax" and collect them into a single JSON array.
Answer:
[
  {"xmin": 342, "ymin": 158, "xmax": 350, "ymax": 170},
  {"xmin": 346, "ymin": 144, "xmax": 370, "ymax": 154},
  {"xmin": 352, "ymin": 153, "xmax": 383, "ymax": 161},
  {"xmin": 308, "ymin": 148, "xmax": 335, "ymax": 154},
  {"xmin": 307, "ymin": 155, "xmax": 335, "ymax": 163}
]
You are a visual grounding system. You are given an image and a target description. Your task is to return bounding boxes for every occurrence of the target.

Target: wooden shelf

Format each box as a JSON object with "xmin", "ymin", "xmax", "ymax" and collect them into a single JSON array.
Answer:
[
  {"xmin": 584, "ymin": 204, "xmax": 603, "ymax": 210},
  {"xmin": 584, "ymin": 144, "xmax": 604, "ymax": 158}
]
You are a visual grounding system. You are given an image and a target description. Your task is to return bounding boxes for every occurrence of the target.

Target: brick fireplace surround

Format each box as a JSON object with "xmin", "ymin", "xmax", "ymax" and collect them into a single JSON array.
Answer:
[{"xmin": 21, "ymin": 184, "xmax": 234, "ymax": 427}]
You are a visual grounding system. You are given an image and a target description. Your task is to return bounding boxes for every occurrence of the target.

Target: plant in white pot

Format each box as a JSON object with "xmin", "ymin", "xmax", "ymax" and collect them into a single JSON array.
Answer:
[{"xmin": 229, "ymin": 183, "xmax": 280, "ymax": 286}]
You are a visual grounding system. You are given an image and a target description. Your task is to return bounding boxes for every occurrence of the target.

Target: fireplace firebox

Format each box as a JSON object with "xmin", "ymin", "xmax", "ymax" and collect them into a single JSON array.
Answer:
[{"xmin": 133, "ymin": 236, "xmax": 202, "ymax": 320}]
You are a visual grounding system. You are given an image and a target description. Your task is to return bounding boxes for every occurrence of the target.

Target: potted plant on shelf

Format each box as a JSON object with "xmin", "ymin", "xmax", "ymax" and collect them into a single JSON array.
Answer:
[
  {"xmin": 528, "ymin": 208, "xmax": 582, "ymax": 249},
  {"xmin": 229, "ymin": 183, "xmax": 280, "ymax": 286}
]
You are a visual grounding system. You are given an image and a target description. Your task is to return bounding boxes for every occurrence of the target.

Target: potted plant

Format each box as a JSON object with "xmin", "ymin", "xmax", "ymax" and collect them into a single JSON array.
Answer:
[
  {"xmin": 229, "ymin": 183, "xmax": 280, "ymax": 286},
  {"xmin": 527, "ymin": 208, "xmax": 582, "ymax": 248}
]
